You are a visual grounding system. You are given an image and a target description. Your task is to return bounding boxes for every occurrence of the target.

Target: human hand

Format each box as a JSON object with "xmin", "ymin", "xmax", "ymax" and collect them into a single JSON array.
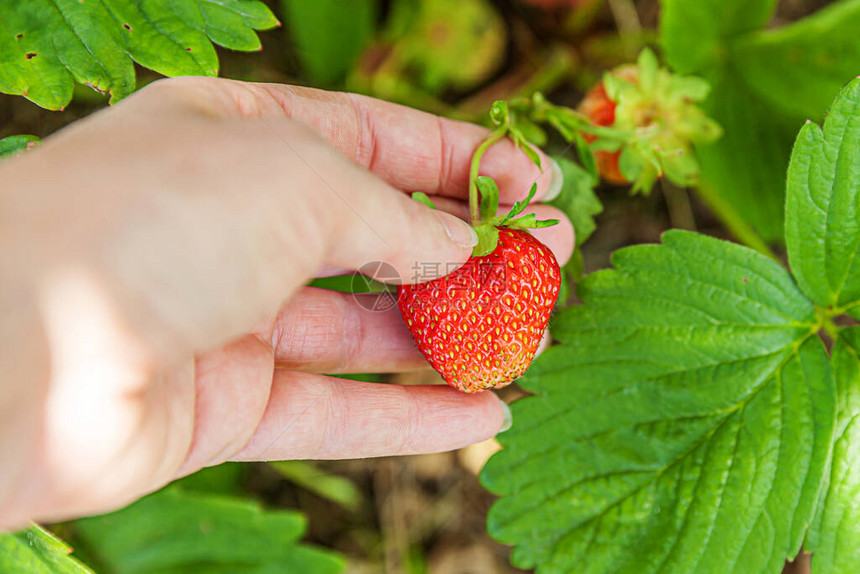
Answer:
[{"xmin": 0, "ymin": 77, "xmax": 574, "ymax": 528}]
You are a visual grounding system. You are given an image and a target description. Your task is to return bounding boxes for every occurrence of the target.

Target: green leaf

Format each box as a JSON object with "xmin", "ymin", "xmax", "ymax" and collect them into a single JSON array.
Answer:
[
  {"xmin": 477, "ymin": 176, "xmax": 499, "ymax": 221},
  {"xmin": 617, "ymin": 144, "xmax": 644, "ymax": 183},
  {"xmin": 73, "ymin": 487, "xmax": 344, "ymax": 574},
  {"xmin": 524, "ymin": 217, "xmax": 559, "ymax": 229},
  {"xmin": 174, "ymin": 462, "xmax": 246, "ymax": 496},
  {"xmin": 516, "ymin": 138, "xmax": 543, "ymax": 170},
  {"xmin": 509, "ymin": 128, "xmax": 543, "ymax": 170},
  {"xmin": 309, "ymin": 274, "xmax": 391, "ymax": 294},
  {"xmin": 511, "ymin": 116, "xmax": 547, "ymax": 147},
  {"xmin": 573, "ymin": 132, "xmax": 598, "ymax": 181},
  {"xmin": 786, "ymin": 78, "xmax": 860, "ymax": 311},
  {"xmin": 589, "ymin": 138, "xmax": 623, "ymax": 153},
  {"xmin": 0, "ymin": 0, "xmax": 279, "ymax": 110},
  {"xmin": 660, "ymin": 0, "xmax": 786, "ymax": 243},
  {"xmin": 556, "ymin": 257, "xmax": 576, "ymax": 305},
  {"xmin": 506, "ymin": 213, "xmax": 558, "ymax": 229},
  {"xmin": 411, "ymin": 191, "xmax": 437, "ymax": 209},
  {"xmin": 601, "ymin": 71, "xmax": 633, "ymax": 104},
  {"xmin": 336, "ymin": 372, "xmax": 384, "ymax": 383},
  {"xmin": 269, "ymin": 461, "xmax": 363, "ymax": 513},
  {"xmin": 807, "ymin": 328, "xmax": 860, "ymax": 574},
  {"xmin": 490, "ymin": 100, "xmax": 510, "ymax": 127},
  {"xmin": 281, "ymin": 0, "xmax": 376, "ymax": 87},
  {"xmin": 472, "ymin": 224, "xmax": 500, "ymax": 257},
  {"xmin": 548, "ymin": 157, "xmax": 602, "ymax": 249},
  {"xmin": 0, "ymin": 134, "xmax": 38, "ymax": 160},
  {"xmin": 637, "ymin": 48, "xmax": 659, "ymax": 95},
  {"xmin": 548, "ymin": 157, "xmax": 601, "ymax": 289},
  {"xmin": 500, "ymin": 183, "xmax": 537, "ymax": 225},
  {"xmin": 0, "ymin": 525, "xmax": 92, "ymax": 573},
  {"xmin": 482, "ymin": 230, "xmax": 835, "ymax": 573},
  {"xmin": 666, "ymin": 75, "xmax": 711, "ymax": 102},
  {"xmin": 731, "ymin": 0, "xmax": 860, "ymax": 120},
  {"xmin": 660, "ymin": 0, "xmax": 777, "ymax": 75},
  {"xmin": 354, "ymin": 0, "xmax": 505, "ymax": 98}
]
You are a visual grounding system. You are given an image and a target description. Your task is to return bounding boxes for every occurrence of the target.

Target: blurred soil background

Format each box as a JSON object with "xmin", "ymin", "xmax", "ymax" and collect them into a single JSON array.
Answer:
[{"xmin": 0, "ymin": 0, "xmax": 832, "ymax": 572}]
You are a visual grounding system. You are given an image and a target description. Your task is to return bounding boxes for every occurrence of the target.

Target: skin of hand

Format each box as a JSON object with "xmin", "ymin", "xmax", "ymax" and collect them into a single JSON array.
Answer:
[{"xmin": 0, "ymin": 77, "xmax": 574, "ymax": 529}]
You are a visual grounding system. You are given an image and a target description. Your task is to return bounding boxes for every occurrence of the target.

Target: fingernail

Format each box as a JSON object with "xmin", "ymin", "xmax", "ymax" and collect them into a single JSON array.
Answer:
[
  {"xmin": 543, "ymin": 157, "xmax": 564, "ymax": 202},
  {"xmin": 498, "ymin": 400, "xmax": 513, "ymax": 433},
  {"xmin": 436, "ymin": 211, "xmax": 478, "ymax": 248}
]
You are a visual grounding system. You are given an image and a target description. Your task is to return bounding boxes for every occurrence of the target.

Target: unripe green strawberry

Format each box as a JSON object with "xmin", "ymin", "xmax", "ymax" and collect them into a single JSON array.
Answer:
[{"xmin": 398, "ymin": 228, "xmax": 560, "ymax": 393}]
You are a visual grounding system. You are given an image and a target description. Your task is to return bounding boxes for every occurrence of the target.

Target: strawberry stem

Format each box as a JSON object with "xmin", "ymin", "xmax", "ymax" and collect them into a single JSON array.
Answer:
[{"xmin": 469, "ymin": 126, "xmax": 508, "ymax": 225}]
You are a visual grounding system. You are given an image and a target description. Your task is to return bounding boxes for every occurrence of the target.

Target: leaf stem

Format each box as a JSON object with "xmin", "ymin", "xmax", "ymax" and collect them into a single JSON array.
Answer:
[
  {"xmin": 526, "ymin": 96, "xmax": 632, "ymax": 142},
  {"xmin": 469, "ymin": 126, "xmax": 508, "ymax": 225}
]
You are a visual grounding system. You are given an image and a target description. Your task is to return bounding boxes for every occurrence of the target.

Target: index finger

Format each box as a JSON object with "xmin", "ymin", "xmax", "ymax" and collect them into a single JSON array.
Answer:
[{"xmin": 198, "ymin": 79, "xmax": 554, "ymax": 204}]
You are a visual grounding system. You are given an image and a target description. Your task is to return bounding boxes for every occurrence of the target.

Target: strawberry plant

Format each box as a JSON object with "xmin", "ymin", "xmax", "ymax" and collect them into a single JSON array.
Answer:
[
  {"xmin": 396, "ymin": 58, "xmax": 711, "ymax": 393},
  {"xmin": 481, "ymin": 78, "xmax": 860, "ymax": 573}
]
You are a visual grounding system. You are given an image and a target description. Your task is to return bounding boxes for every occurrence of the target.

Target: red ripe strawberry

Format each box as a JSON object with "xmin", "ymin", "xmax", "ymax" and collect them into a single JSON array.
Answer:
[
  {"xmin": 395, "ymin": 100, "xmax": 562, "ymax": 393},
  {"xmin": 398, "ymin": 228, "xmax": 560, "ymax": 393}
]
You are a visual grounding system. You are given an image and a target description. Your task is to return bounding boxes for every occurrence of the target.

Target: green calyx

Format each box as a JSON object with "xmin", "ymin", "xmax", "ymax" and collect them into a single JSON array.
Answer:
[
  {"xmin": 412, "ymin": 176, "xmax": 558, "ymax": 258},
  {"xmin": 509, "ymin": 49, "xmax": 722, "ymax": 195},
  {"xmin": 471, "ymin": 176, "xmax": 559, "ymax": 256},
  {"xmin": 601, "ymin": 48, "xmax": 722, "ymax": 193}
]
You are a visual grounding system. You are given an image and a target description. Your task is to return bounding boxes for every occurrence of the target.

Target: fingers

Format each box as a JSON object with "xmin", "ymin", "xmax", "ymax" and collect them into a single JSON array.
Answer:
[
  {"xmin": 252, "ymin": 119, "xmax": 479, "ymax": 278},
  {"xmin": 9, "ymin": 106, "xmax": 480, "ymax": 362},
  {"xmin": 14, "ymin": 76, "xmax": 562, "ymax": 368},
  {"xmin": 168, "ymin": 78, "xmax": 555, "ymax": 203},
  {"xmin": 263, "ymin": 287, "xmax": 426, "ymax": 374},
  {"xmin": 178, "ymin": 335, "xmax": 275, "ymax": 475},
  {"xmin": 231, "ymin": 371, "xmax": 508, "ymax": 461},
  {"xmin": 333, "ymin": 91, "xmax": 553, "ymax": 202}
]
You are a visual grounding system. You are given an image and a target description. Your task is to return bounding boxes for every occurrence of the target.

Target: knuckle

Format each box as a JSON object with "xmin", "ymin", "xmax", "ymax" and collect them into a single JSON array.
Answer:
[{"xmin": 273, "ymin": 292, "xmax": 349, "ymax": 369}]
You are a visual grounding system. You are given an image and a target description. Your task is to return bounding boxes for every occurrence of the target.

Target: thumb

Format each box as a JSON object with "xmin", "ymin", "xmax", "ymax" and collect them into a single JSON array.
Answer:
[
  {"xmin": 326, "ymin": 190, "xmax": 478, "ymax": 285},
  {"xmin": 280, "ymin": 121, "xmax": 478, "ymax": 283}
]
